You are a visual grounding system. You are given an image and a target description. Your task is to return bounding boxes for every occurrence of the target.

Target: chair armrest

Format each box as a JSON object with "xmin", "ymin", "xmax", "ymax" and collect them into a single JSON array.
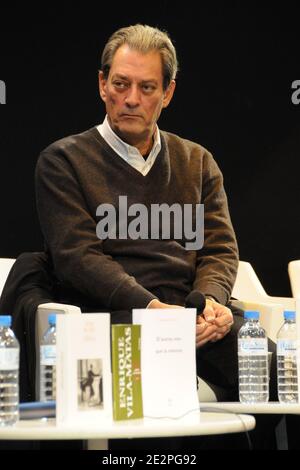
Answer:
[
  {"xmin": 37, "ymin": 302, "xmax": 82, "ymax": 315},
  {"xmin": 197, "ymin": 377, "xmax": 217, "ymax": 403},
  {"xmin": 36, "ymin": 302, "xmax": 81, "ymax": 352},
  {"xmin": 266, "ymin": 296, "xmax": 296, "ymax": 310},
  {"xmin": 35, "ymin": 302, "xmax": 81, "ymax": 400}
]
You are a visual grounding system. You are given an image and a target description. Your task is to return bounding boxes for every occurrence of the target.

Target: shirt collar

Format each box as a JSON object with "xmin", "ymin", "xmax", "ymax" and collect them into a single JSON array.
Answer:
[{"xmin": 97, "ymin": 116, "xmax": 161, "ymax": 175}]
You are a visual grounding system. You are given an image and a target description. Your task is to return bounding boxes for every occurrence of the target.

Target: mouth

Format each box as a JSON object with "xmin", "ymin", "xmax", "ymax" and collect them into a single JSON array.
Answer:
[{"xmin": 120, "ymin": 114, "xmax": 142, "ymax": 119}]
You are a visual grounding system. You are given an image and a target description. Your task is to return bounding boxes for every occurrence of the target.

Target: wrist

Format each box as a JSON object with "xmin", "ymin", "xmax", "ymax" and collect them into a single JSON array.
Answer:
[
  {"xmin": 147, "ymin": 298, "xmax": 160, "ymax": 308},
  {"xmin": 206, "ymin": 296, "xmax": 216, "ymax": 303}
]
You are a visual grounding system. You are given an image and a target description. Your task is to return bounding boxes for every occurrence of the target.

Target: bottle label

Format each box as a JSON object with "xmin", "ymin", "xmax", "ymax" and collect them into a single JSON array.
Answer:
[
  {"xmin": 277, "ymin": 339, "xmax": 297, "ymax": 355},
  {"xmin": 0, "ymin": 348, "xmax": 19, "ymax": 370},
  {"xmin": 238, "ymin": 338, "xmax": 268, "ymax": 356},
  {"xmin": 40, "ymin": 345, "xmax": 56, "ymax": 366}
]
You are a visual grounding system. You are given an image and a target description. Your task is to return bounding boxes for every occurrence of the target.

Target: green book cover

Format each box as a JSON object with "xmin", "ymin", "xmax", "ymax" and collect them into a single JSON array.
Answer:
[{"xmin": 111, "ymin": 324, "xmax": 143, "ymax": 420}]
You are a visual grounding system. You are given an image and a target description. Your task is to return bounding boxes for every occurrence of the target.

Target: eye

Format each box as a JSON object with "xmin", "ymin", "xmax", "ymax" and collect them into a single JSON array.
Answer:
[
  {"xmin": 142, "ymin": 84, "xmax": 156, "ymax": 93},
  {"xmin": 113, "ymin": 81, "xmax": 128, "ymax": 90}
]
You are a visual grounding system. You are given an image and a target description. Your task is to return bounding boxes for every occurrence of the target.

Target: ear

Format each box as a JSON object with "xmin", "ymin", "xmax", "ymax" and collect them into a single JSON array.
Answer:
[
  {"xmin": 162, "ymin": 80, "xmax": 176, "ymax": 109},
  {"xmin": 98, "ymin": 71, "xmax": 107, "ymax": 103}
]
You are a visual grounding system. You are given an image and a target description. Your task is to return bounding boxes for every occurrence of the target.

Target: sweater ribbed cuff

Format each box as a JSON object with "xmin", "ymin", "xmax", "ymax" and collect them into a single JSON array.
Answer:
[{"xmin": 202, "ymin": 284, "xmax": 229, "ymax": 306}]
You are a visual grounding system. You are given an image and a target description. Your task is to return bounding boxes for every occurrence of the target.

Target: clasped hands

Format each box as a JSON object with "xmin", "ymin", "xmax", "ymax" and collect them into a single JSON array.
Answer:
[
  {"xmin": 148, "ymin": 298, "xmax": 234, "ymax": 349},
  {"xmin": 196, "ymin": 299, "xmax": 234, "ymax": 348}
]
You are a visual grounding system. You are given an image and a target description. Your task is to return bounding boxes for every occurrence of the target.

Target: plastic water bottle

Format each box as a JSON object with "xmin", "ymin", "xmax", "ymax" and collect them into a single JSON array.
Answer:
[
  {"xmin": 40, "ymin": 314, "xmax": 56, "ymax": 402},
  {"xmin": 238, "ymin": 311, "xmax": 269, "ymax": 403},
  {"xmin": 0, "ymin": 315, "xmax": 20, "ymax": 426},
  {"xmin": 277, "ymin": 311, "xmax": 298, "ymax": 403}
]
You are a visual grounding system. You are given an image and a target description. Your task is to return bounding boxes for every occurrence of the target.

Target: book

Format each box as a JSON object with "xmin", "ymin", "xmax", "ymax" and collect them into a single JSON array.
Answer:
[
  {"xmin": 133, "ymin": 308, "xmax": 199, "ymax": 418},
  {"xmin": 111, "ymin": 324, "xmax": 143, "ymax": 420},
  {"xmin": 56, "ymin": 314, "xmax": 112, "ymax": 425}
]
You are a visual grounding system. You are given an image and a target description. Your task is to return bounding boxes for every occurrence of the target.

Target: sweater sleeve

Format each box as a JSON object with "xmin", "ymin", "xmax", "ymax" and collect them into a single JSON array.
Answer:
[
  {"xmin": 192, "ymin": 150, "xmax": 239, "ymax": 305},
  {"xmin": 35, "ymin": 150, "xmax": 157, "ymax": 311}
]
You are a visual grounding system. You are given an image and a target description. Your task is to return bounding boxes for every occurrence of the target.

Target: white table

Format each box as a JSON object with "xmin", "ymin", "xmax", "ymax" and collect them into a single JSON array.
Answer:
[
  {"xmin": 200, "ymin": 402, "xmax": 300, "ymax": 450},
  {"xmin": 0, "ymin": 411, "xmax": 255, "ymax": 450},
  {"xmin": 200, "ymin": 402, "xmax": 300, "ymax": 414}
]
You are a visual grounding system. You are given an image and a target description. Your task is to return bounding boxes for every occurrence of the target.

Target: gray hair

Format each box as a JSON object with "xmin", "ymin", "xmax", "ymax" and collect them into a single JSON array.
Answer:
[{"xmin": 101, "ymin": 24, "xmax": 178, "ymax": 90}]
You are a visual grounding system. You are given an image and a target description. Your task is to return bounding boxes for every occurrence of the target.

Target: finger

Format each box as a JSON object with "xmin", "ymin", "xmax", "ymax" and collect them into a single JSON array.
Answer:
[
  {"xmin": 211, "ymin": 332, "xmax": 226, "ymax": 342},
  {"xmin": 202, "ymin": 305, "xmax": 216, "ymax": 323},
  {"xmin": 214, "ymin": 312, "xmax": 233, "ymax": 327},
  {"xmin": 196, "ymin": 322, "xmax": 208, "ymax": 333},
  {"xmin": 211, "ymin": 325, "xmax": 232, "ymax": 342},
  {"xmin": 196, "ymin": 332, "xmax": 218, "ymax": 348},
  {"xmin": 196, "ymin": 338, "xmax": 210, "ymax": 348},
  {"xmin": 215, "ymin": 323, "xmax": 233, "ymax": 335},
  {"xmin": 196, "ymin": 315, "xmax": 206, "ymax": 325},
  {"xmin": 196, "ymin": 325, "xmax": 217, "ymax": 342},
  {"xmin": 196, "ymin": 323, "xmax": 216, "ymax": 334}
]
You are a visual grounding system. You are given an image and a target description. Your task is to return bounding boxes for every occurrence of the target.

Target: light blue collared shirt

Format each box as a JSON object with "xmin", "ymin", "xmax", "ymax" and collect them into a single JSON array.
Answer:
[{"xmin": 97, "ymin": 116, "xmax": 161, "ymax": 176}]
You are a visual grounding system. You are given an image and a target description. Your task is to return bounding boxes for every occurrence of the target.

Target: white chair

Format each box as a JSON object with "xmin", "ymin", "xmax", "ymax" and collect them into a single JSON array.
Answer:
[
  {"xmin": 232, "ymin": 261, "xmax": 295, "ymax": 342},
  {"xmin": 288, "ymin": 260, "xmax": 300, "ymax": 298},
  {"xmin": 0, "ymin": 258, "xmax": 81, "ymax": 400},
  {"xmin": 0, "ymin": 258, "xmax": 16, "ymax": 297}
]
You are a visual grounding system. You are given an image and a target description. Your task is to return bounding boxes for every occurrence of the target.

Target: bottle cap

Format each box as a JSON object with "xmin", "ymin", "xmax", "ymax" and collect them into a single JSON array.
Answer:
[
  {"xmin": 284, "ymin": 311, "xmax": 296, "ymax": 321},
  {"xmin": 244, "ymin": 311, "xmax": 259, "ymax": 320},
  {"xmin": 48, "ymin": 313, "xmax": 57, "ymax": 326},
  {"xmin": 0, "ymin": 315, "xmax": 12, "ymax": 327}
]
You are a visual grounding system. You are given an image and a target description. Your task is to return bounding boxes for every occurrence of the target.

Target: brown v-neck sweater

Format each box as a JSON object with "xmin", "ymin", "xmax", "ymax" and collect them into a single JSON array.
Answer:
[{"xmin": 35, "ymin": 127, "xmax": 238, "ymax": 311}]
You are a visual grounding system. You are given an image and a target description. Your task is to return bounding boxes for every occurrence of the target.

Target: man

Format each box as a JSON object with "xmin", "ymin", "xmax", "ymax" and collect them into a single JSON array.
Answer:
[
  {"xmin": 35, "ymin": 25, "xmax": 278, "ymax": 447},
  {"xmin": 36, "ymin": 24, "xmax": 236, "ymax": 352}
]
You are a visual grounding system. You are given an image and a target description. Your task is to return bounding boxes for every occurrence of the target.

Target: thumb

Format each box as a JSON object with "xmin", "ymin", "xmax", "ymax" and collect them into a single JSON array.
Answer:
[{"xmin": 203, "ymin": 304, "xmax": 216, "ymax": 323}]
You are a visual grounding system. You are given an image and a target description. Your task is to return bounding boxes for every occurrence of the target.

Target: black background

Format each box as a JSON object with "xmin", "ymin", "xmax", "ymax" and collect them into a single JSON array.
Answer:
[{"xmin": 1, "ymin": 2, "xmax": 300, "ymax": 296}]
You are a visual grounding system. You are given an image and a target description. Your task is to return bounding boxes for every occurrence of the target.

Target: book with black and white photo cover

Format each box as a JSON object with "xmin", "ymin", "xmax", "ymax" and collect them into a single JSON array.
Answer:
[
  {"xmin": 133, "ymin": 308, "xmax": 199, "ymax": 418},
  {"xmin": 56, "ymin": 313, "xmax": 112, "ymax": 425},
  {"xmin": 111, "ymin": 324, "xmax": 143, "ymax": 420}
]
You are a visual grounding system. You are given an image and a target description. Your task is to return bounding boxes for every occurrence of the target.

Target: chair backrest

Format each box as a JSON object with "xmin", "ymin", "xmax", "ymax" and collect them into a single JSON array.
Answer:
[
  {"xmin": 232, "ymin": 261, "xmax": 297, "ymax": 342},
  {"xmin": 232, "ymin": 261, "xmax": 268, "ymax": 301},
  {"xmin": 288, "ymin": 260, "xmax": 300, "ymax": 298},
  {"xmin": 0, "ymin": 258, "xmax": 16, "ymax": 298}
]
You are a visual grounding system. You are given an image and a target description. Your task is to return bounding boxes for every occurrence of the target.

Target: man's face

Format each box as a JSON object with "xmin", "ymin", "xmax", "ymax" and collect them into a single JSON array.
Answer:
[{"xmin": 99, "ymin": 44, "xmax": 175, "ymax": 147}]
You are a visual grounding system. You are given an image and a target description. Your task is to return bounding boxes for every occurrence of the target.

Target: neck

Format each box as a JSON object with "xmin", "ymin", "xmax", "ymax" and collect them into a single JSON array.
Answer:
[
  {"xmin": 120, "ymin": 130, "xmax": 155, "ymax": 157},
  {"xmin": 107, "ymin": 117, "xmax": 156, "ymax": 156},
  {"xmin": 135, "ymin": 137, "xmax": 154, "ymax": 157}
]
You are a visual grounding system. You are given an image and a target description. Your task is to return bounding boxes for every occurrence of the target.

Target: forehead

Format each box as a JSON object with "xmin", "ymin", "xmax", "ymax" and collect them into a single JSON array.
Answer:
[{"xmin": 110, "ymin": 44, "xmax": 163, "ymax": 83}]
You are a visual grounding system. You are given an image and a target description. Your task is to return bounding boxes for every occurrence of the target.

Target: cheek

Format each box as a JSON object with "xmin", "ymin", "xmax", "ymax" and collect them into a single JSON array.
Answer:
[
  {"xmin": 143, "ymin": 95, "xmax": 160, "ymax": 109},
  {"xmin": 148, "ymin": 99, "xmax": 164, "ymax": 117},
  {"xmin": 105, "ymin": 88, "xmax": 119, "ymax": 105},
  {"xmin": 108, "ymin": 93, "xmax": 124, "ymax": 109}
]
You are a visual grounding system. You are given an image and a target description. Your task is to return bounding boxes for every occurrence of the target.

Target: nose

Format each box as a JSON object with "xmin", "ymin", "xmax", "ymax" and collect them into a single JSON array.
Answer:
[{"xmin": 124, "ymin": 85, "xmax": 140, "ymax": 108}]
